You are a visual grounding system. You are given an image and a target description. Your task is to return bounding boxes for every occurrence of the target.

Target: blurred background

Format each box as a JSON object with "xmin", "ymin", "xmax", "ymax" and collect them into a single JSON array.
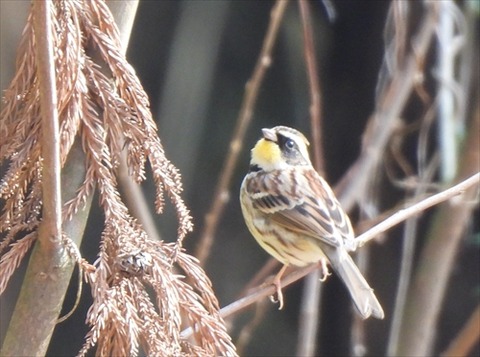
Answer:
[{"xmin": 1, "ymin": 1, "xmax": 478, "ymax": 356}]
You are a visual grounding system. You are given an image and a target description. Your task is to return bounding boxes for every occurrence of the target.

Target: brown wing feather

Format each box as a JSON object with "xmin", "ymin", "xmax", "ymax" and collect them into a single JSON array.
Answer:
[{"xmin": 246, "ymin": 168, "xmax": 353, "ymax": 248}]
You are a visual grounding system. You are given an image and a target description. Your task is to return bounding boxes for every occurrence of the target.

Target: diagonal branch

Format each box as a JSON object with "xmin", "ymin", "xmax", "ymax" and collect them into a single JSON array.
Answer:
[{"xmin": 354, "ymin": 172, "xmax": 479, "ymax": 248}]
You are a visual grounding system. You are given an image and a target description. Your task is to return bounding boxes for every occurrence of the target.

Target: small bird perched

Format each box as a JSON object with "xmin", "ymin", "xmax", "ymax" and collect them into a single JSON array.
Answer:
[{"xmin": 240, "ymin": 126, "xmax": 384, "ymax": 319}]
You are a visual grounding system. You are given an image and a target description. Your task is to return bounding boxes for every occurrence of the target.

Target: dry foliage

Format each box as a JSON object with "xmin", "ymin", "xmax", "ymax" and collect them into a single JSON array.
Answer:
[{"xmin": 0, "ymin": 1, "xmax": 236, "ymax": 356}]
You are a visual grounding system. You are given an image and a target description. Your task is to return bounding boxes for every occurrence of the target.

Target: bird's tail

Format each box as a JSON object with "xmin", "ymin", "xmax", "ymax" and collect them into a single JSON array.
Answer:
[{"xmin": 329, "ymin": 249, "xmax": 384, "ymax": 319}]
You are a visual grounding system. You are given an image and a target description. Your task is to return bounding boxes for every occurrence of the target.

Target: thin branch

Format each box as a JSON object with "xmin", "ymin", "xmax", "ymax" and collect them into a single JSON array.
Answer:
[
  {"xmin": 181, "ymin": 264, "xmax": 319, "ymax": 339},
  {"xmin": 299, "ymin": 0, "xmax": 324, "ymax": 173},
  {"xmin": 221, "ymin": 264, "xmax": 316, "ymax": 317},
  {"xmin": 35, "ymin": 0, "xmax": 62, "ymax": 248},
  {"xmin": 354, "ymin": 172, "xmax": 479, "ymax": 248},
  {"xmin": 195, "ymin": 0, "xmax": 289, "ymax": 264}
]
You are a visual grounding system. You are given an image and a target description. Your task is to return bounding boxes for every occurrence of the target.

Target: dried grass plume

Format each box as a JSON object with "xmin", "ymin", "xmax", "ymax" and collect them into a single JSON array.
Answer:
[{"xmin": 0, "ymin": 1, "xmax": 236, "ymax": 355}]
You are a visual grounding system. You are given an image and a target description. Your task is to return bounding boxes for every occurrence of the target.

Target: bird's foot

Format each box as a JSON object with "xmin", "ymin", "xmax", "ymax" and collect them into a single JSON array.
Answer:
[{"xmin": 319, "ymin": 258, "xmax": 331, "ymax": 282}]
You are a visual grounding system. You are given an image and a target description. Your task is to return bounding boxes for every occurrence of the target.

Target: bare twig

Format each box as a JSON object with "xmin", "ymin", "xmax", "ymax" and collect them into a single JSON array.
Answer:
[
  {"xmin": 221, "ymin": 264, "xmax": 316, "ymax": 317},
  {"xmin": 195, "ymin": 3, "xmax": 290, "ymax": 350},
  {"xmin": 181, "ymin": 264, "xmax": 319, "ymax": 339},
  {"xmin": 195, "ymin": 0, "xmax": 289, "ymax": 264},
  {"xmin": 355, "ymin": 172, "xmax": 479, "ymax": 248},
  {"xmin": 299, "ymin": 0, "xmax": 324, "ymax": 173}
]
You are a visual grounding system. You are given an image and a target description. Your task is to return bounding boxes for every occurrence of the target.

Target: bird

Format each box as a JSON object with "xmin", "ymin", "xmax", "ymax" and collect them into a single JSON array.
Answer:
[{"xmin": 240, "ymin": 126, "xmax": 384, "ymax": 319}]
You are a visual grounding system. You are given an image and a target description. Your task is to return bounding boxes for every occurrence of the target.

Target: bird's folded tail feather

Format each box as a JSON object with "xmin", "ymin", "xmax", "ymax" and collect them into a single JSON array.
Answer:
[{"xmin": 329, "ymin": 249, "xmax": 384, "ymax": 320}]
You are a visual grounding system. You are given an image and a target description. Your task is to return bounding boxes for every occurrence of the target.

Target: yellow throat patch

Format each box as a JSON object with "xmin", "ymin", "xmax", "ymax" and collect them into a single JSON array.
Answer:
[{"xmin": 251, "ymin": 138, "xmax": 282, "ymax": 169}]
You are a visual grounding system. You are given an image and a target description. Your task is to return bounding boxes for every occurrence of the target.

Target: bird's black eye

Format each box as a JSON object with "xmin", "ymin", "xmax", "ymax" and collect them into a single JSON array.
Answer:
[
  {"xmin": 277, "ymin": 133, "xmax": 298, "ymax": 153},
  {"xmin": 285, "ymin": 139, "xmax": 295, "ymax": 150}
]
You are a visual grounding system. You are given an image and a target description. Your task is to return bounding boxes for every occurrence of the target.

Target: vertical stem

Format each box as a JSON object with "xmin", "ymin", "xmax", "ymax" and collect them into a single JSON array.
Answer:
[
  {"xmin": 437, "ymin": 0, "xmax": 458, "ymax": 181},
  {"xmin": 299, "ymin": 0, "xmax": 324, "ymax": 172},
  {"xmin": 35, "ymin": 0, "xmax": 62, "ymax": 249},
  {"xmin": 1, "ymin": 2, "xmax": 78, "ymax": 354},
  {"xmin": 296, "ymin": 0, "xmax": 325, "ymax": 355}
]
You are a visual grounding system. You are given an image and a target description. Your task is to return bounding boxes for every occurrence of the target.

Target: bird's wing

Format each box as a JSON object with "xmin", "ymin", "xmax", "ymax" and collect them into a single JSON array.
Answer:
[{"xmin": 247, "ymin": 169, "xmax": 353, "ymax": 248}]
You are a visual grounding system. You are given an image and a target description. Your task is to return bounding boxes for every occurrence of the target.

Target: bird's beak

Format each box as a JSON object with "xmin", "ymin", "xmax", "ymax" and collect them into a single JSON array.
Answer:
[{"xmin": 261, "ymin": 128, "xmax": 277, "ymax": 142}]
